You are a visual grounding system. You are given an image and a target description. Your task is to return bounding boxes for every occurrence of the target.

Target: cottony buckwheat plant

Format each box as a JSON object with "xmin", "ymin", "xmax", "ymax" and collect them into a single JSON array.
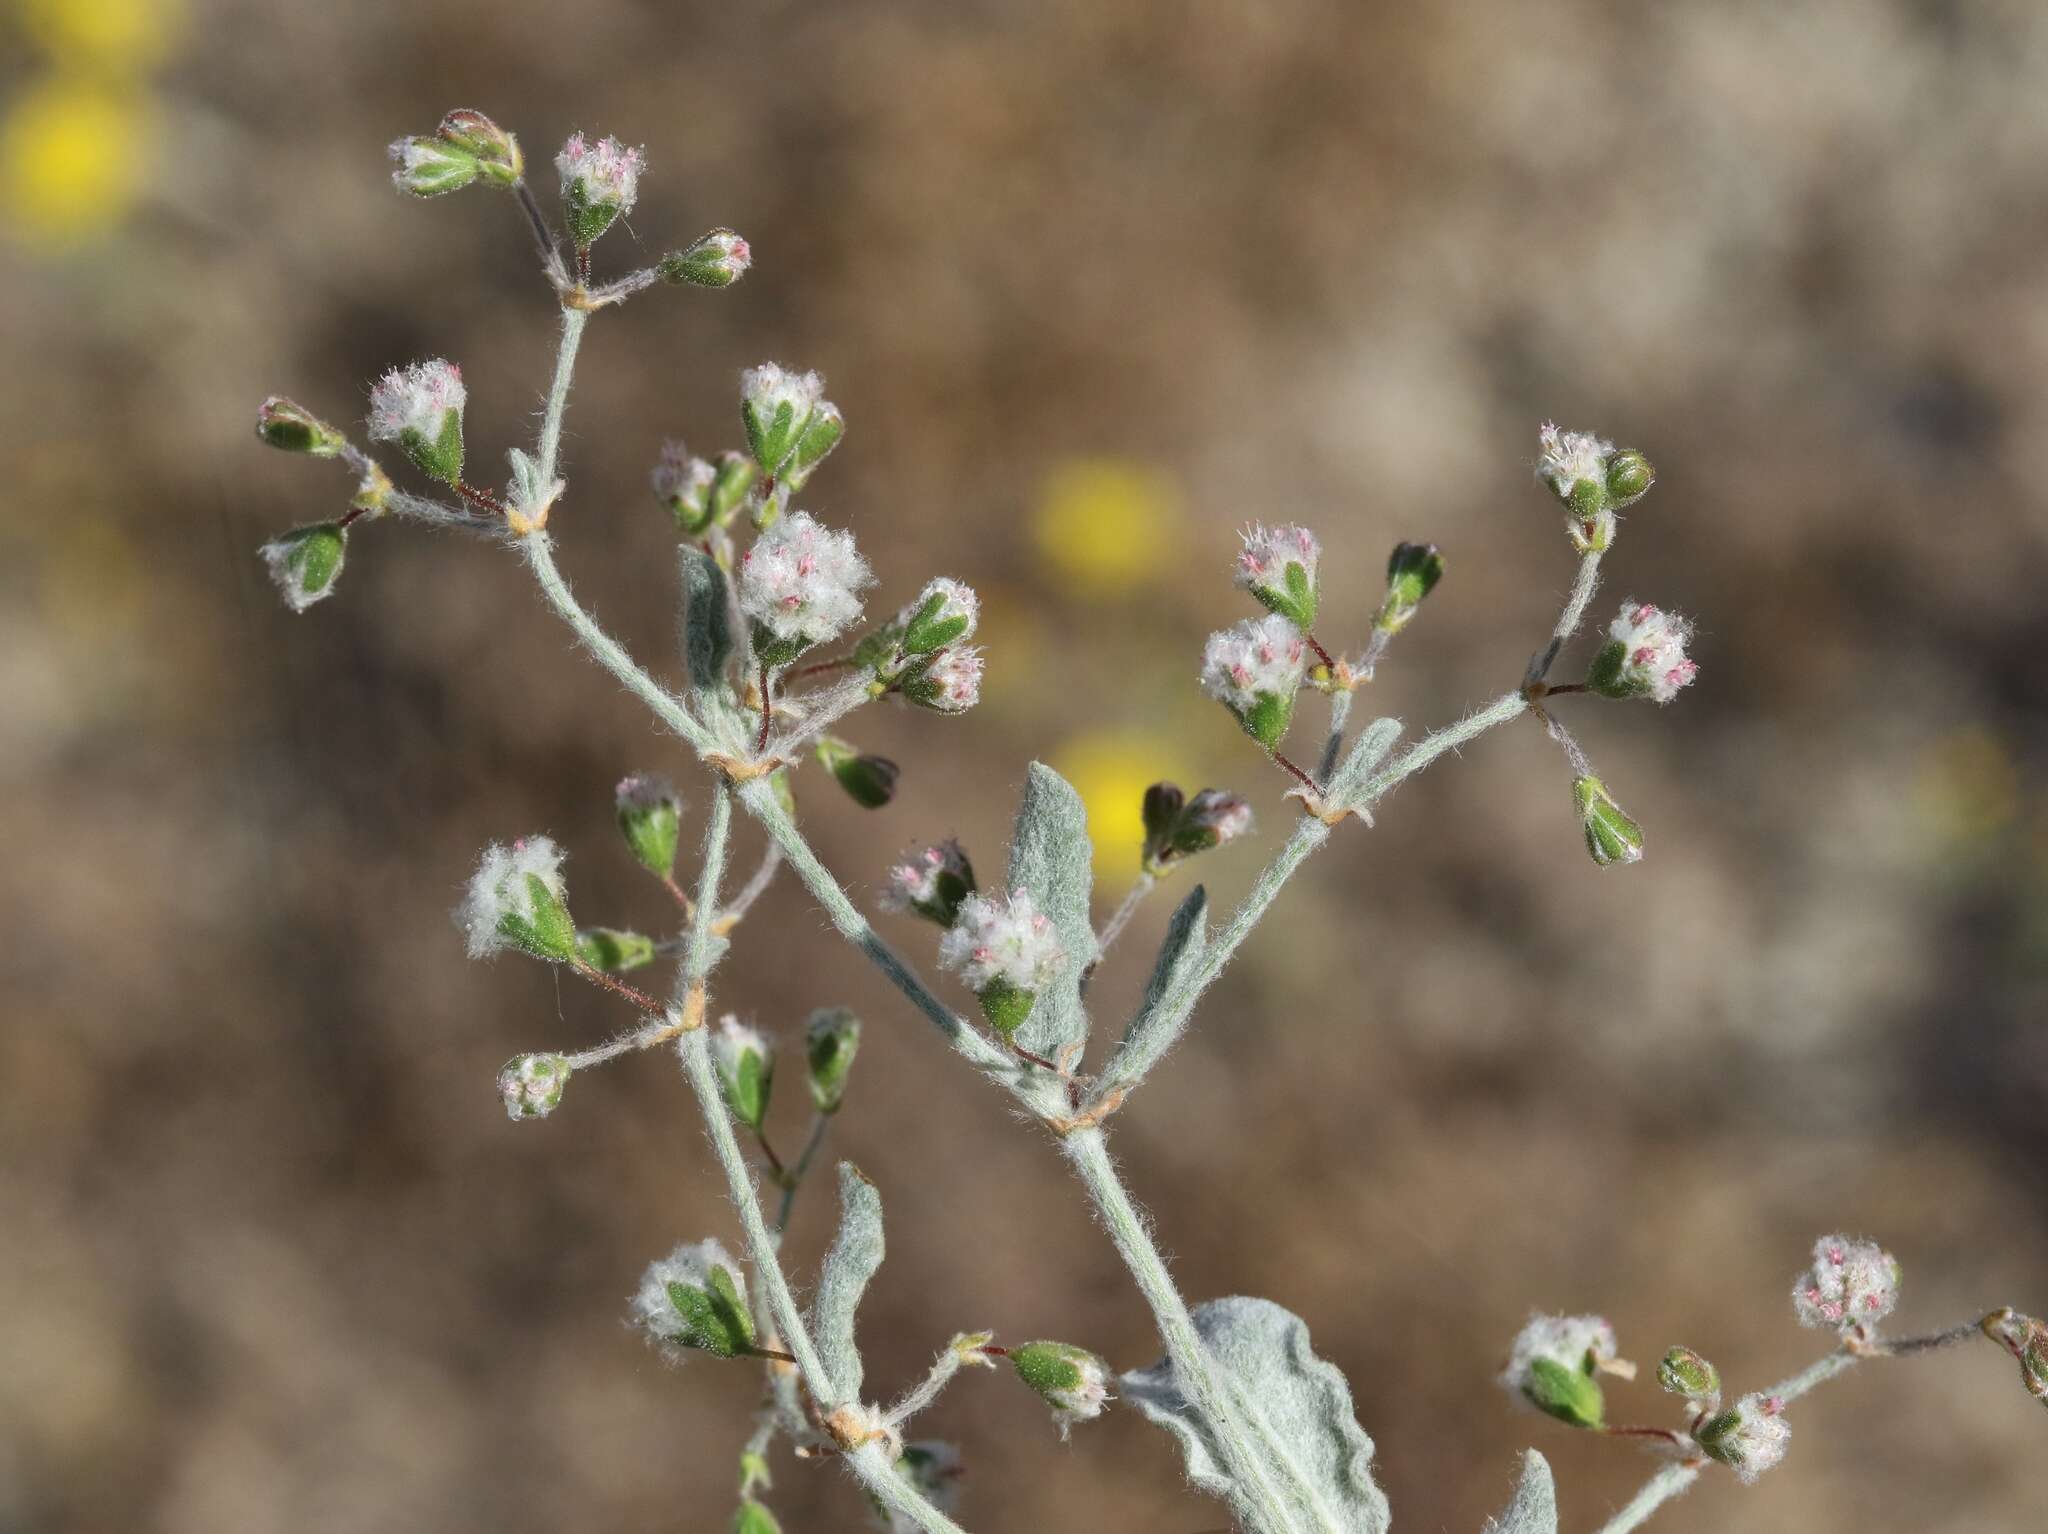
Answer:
[{"xmin": 254, "ymin": 112, "xmax": 2044, "ymax": 1534}]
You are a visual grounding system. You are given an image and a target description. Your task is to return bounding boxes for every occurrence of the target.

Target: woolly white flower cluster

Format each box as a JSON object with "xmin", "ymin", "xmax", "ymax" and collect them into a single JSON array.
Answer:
[
  {"xmin": 1607, "ymin": 600, "xmax": 1699, "ymax": 703},
  {"xmin": 1199, "ymin": 613, "xmax": 1306, "ymax": 709},
  {"xmin": 1236, "ymin": 522, "xmax": 1320, "ymax": 592},
  {"xmin": 738, "ymin": 510, "xmax": 873, "ymax": 646},
  {"xmin": 904, "ymin": 577, "xmax": 979, "ymax": 637},
  {"xmin": 630, "ymin": 1238, "xmax": 746, "ymax": 1361},
  {"xmin": 367, "ymin": 357, "xmax": 464, "ymax": 443},
  {"xmin": 741, "ymin": 362, "xmax": 825, "ymax": 430},
  {"xmin": 1792, "ymin": 1234, "xmax": 1900, "ymax": 1332},
  {"xmin": 1185, "ymin": 788, "xmax": 1254, "ymax": 844},
  {"xmin": 882, "ymin": 840, "xmax": 972, "ymax": 912},
  {"xmin": 1499, "ymin": 1313, "xmax": 1620, "ymax": 1403},
  {"xmin": 650, "ymin": 439, "xmax": 714, "ymax": 506},
  {"xmin": 938, "ymin": 891, "xmax": 1066, "ymax": 993},
  {"xmin": 1535, "ymin": 422, "xmax": 1612, "ymax": 500},
  {"xmin": 1701, "ymin": 1392, "xmax": 1791, "ymax": 1484},
  {"xmin": 458, "ymin": 837, "xmax": 566, "ymax": 959},
  {"xmin": 912, "ymin": 647, "xmax": 984, "ymax": 712},
  {"xmin": 555, "ymin": 132, "xmax": 643, "ymax": 215}
]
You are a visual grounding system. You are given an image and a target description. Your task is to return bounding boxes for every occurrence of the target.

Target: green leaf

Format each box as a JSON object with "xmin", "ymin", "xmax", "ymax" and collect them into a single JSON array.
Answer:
[
  {"xmin": 680, "ymin": 546, "xmax": 735, "ymax": 700},
  {"xmin": 666, "ymin": 1265, "xmax": 756, "ymax": 1358},
  {"xmin": 575, "ymin": 927, "xmax": 655, "ymax": 972},
  {"xmin": 1481, "ymin": 1450, "xmax": 1558, "ymax": 1534},
  {"xmin": 1323, "ymin": 716, "xmax": 1404, "ymax": 813},
  {"xmin": 1098, "ymin": 884, "xmax": 1208, "ymax": 1094},
  {"xmin": 732, "ymin": 1499, "xmax": 782, "ymax": 1534},
  {"xmin": 810, "ymin": 1163, "xmax": 884, "ymax": 1400},
  {"xmin": 1121, "ymin": 1296, "xmax": 1389, "ymax": 1534},
  {"xmin": 1004, "ymin": 763, "xmax": 1097, "ymax": 1057}
]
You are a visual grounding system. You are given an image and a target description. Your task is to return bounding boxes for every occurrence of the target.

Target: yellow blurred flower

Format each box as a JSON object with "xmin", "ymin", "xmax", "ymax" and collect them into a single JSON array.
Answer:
[
  {"xmin": 1916, "ymin": 726, "xmax": 2020, "ymax": 848},
  {"xmin": 1033, "ymin": 458, "xmax": 1178, "ymax": 598},
  {"xmin": 16, "ymin": 0, "xmax": 183, "ymax": 71},
  {"xmin": 1, "ymin": 76, "xmax": 151, "ymax": 244},
  {"xmin": 1051, "ymin": 730, "xmax": 1191, "ymax": 877}
]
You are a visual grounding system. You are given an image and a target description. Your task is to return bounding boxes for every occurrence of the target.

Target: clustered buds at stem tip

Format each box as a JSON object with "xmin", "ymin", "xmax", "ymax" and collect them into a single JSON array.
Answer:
[
  {"xmin": 659, "ymin": 228, "xmax": 752, "ymax": 288},
  {"xmin": 366, "ymin": 358, "xmax": 466, "ymax": 485},
  {"xmin": 1141, "ymin": 782, "xmax": 1253, "ymax": 873},
  {"xmin": 498, "ymin": 1052, "xmax": 571, "ymax": 1119},
  {"xmin": 389, "ymin": 109, "xmax": 522, "ymax": 196},
  {"xmin": 740, "ymin": 363, "xmax": 843, "ymax": 487},
  {"xmin": 1008, "ymin": 1341, "xmax": 1112, "ymax": 1438},
  {"xmin": 259, "ymin": 523, "xmax": 348, "ymax": 612},
  {"xmin": 1791, "ymin": 1234, "xmax": 1900, "ymax": 1334},
  {"xmin": 937, "ymin": 891, "xmax": 1066, "ymax": 1038},
  {"xmin": 1236, "ymin": 523, "xmax": 1321, "ymax": 628},
  {"xmin": 652, "ymin": 442, "xmax": 756, "ymax": 536},
  {"xmin": 1695, "ymin": 1393, "xmax": 1791, "ymax": 1483},
  {"xmin": 1588, "ymin": 601, "xmax": 1699, "ymax": 704},
  {"xmin": 804, "ymin": 1007, "xmax": 861, "ymax": 1114},
  {"xmin": 737, "ymin": 509, "xmax": 873, "ymax": 664},
  {"xmin": 711, "ymin": 1015, "xmax": 775, "ymax": 1131},
  {"xmin": 555, "ymin": 132, "xmax": 644, "ymax": 250},
  {"xmin": 882, "ymin": 840, "xmax": 976, "ymax": 928},
  {"xmin": 616, "ymin": 773, "xmax": 683, "ymax": 877},
  {"xmin": 1536, "ymin": 423, "xmax": 1654, "ymax": 552},
  {"xmin": 1500, "ymin": 1314, "xmax": 1624, "ymax": 1430},
  {"xmin": 1200, "ymin": 613, "xmax": 1307, "ymax": 750},
  {"xmin": 899, "ymin": 646, "xmax": 984, "ymax": 714},
  {"xmin": 1377, "ymin": 541, "xmax": 1445, "ymax": 634},
  {"xmin": 1574, "ymin": 776, "xmax": 1644, "ymax": 867},
  {"xmin": 631, "ymin": 1238, "xmax": 757, "ymax": 1361},
  {"xmin": 457, "ymin": 837, "xmax": 578, "ymax": 962}
]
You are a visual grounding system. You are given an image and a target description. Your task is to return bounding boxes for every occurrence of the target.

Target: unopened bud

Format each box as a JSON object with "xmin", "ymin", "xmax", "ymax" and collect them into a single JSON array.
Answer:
[
  {"xmin": 804, "ymin": 1006, "xmax": 861, "ymax": 1114},
  {"xmin": 1376, "ymin": 541, "xmax": 1444, "ymax": 634},
  {"xmin": 816, "ymin": 737, "xmax": 899, "ymax": 808},
  {"xmin": 1141, "ymin": 783, "xmax": 1253, "ymax": 874},
  {"xmin": 740, "ymin": 363, "xmax": 828, "ymax": 479},
  {"xmin": 938, "ymin": 892, "xmax": 1066, "ymax": 1039},
  {"xmin": 896, "ymin": 578, "xmax": 980, "ymax": 658},
  {"xmin": 1695, "ymin": 1393, "xmax": 1790, "ymax": 1484},
  {"xmin": 882, "ymin": 841, "xmax": 976, "ymax": 928},
  {"xmin": 555, "ymin": 132, "xmax": 643, "ymax": 249},
  {"xmin": 660, "ymin": 227, "xmax": 751, "ymax": 288},
  {"xmin": 576, "ymin": 927, "xmax": 655, "ymax": 972},
  {"xmin": 631, "ymin": 1238, "xmax": 756, "ymax": 1360},
  {"xmin": 498, "ymin": 1052, "xmax": 571, "ymax": 1119},
  {"xmin": 367, "ymin": 358, "xmax": 465, "ymax": 485},
  {"xmin": 1235, "ymin": 524, "xmax": 1321, "ymax": 627},
  {"xmin": 1536, "ymin": 423, "xmax": 1637, "ymax": 552},
  {"xmin": 616, "ymin": 773, "xmax": 683, "ymax": 878},
  {"xmin": 781, "ymin": 403, "xmax": 844, "ymax": 493},
  {"xmin": 898, "ymin": 647, "xmax": 983, "ymax": 714},
  {"xmin": 1200, "ymin": 615, "xmax": 1306, "ymax": 751},
  {"xmin": 1500, "ymin": 1315, "xmax": 1624, "ymax": 1430},
  {"xmin": 1656, "ymin": 1347, "xmax": 1720, "ymax": 1406},
  {"xmin": 651, "ymin": 442, "xmax": 718, "ymax": 535},
  {"xmin": 256, "ymin": 396, "xmax": 347, "ymax": 456},
  {"xmin": 1981, "ymin": 1308, "xmax": 2048, "ymax": 1408},
  {"xmin": 1574, "ymin": 776, "xmax": 1644, "ymax": 867},
  {"xmin": 457, "ymin": 837, "xmax": 578, "ymax": 963},
  {"xmin": 1008, "ymin": 1341, "xmax": 1112, "ymax": 1438},
  {"xmin": 259, "ymin": 522, "xmax": 347, "ymax": 613},
  {"xmin": 435, "ymin": 109, "xmax": 521, "ymax": 183},
  {"xmin": 388, "ymin": 135, "xmax": 479, "ymax": 197},
  {"xmin": 711, "ymin": 1015, "xmax": 774, "ymax": 1130},
  {"xmin": 1605, "ymin": 448, "xmax": 1655, "ymax": 507}
]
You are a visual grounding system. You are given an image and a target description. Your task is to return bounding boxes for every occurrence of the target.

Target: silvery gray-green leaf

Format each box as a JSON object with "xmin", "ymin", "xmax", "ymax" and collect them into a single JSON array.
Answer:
[
  {"xmin": 811, "ymin": 1162, "xmax": 885, "ymax": 1401},
  {"xmin": 1325, "ymin": 715, "xmax": 1404, "ymax": 813},
  {"xmin": 679, "ymin": 545, "xmax": 736, "ymax": 702},
  {"xmin": 1004, "ymin": 762, "xmax": 1097, "ymax": 1057},
  {"xmin": 1481, "ymin": 1450, "xmax": 1558, "ymax": 1534},
  {"xmin": 1121, "ymin": 1295, "xmax": 1389, "ymax": 1534},
  {"xmin": 1099, "ymin": 884, "xmax": 1208, "ymax": 1095}
]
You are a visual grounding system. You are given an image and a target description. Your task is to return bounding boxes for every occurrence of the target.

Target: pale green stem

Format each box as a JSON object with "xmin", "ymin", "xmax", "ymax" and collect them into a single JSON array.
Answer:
[
  {"xmin": 1593, "ymin": 1463, "xmax": 1699, "ymax": 1534},
  {"xmin": 884, "ymin": 1340, "xmax": 975, "ymax": 1428},
  {"xmin": 1317, "ymin": 687, "xmax": 1355, "ymax": 783},
  {"xmin": 1531, "ymin": 550, "xmax": 1603, "ymax": 684},
  {"xmin": 847, "ymin": 1440, "xmax": 972, "ymax": 1534},
  {"xmin": 773, "ymin": 1112, "xmax": 833, "ymax": 1235},
  {"xmin": 722, "ymin": 841, "xmax": 784, "ymax": 924},
  {"xmin": 773, "ymin": 675, "xmax": 877, "ymax": 757},
  {"xmin": 1064, "ymin": 1127, "xmax": 1304, "ymax": 1534},
  {"xmin": 536, "ymin": 306, "xmax": 588, "ymax": 488},
  {"xmin": 1094, "ymin": 873, "xmax": 1156, "ymax": 957}
]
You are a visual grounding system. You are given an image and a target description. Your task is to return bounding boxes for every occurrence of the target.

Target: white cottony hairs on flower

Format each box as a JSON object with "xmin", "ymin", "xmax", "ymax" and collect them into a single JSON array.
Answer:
[
  {"xmin": 896, "ymin": 577, "xmax": 980, "ymax": 653},
  {"xmin": 1536, "ymin": 422, "xmax": 1613, "ymax": 502},
  {"xmin": 711, "ymin": 1016, "xmax": 770, "ymax": 1081},
  {"xmin": 555, "ymin": 132, "xmax": 643, "ymax": 218},
  {"xmin": 1596, "ymin": 600, "xmax": 1699, "ymax": 703},
  {"xmin": 497, "ymin": 1052, "xmax": 571, "ymax": 1119},
  {"xmin": 458, "ymin": 837, "xmax": 569, "ymax": 959},
  {"xmin": 1697, "ymin": 1392, "xmax": 1791, "ymax": 1483},
  {"xmin": 1792, "ymin": 1234, "xmax": 1900, "ymax": 1332},
  {"xmin": 710, "ymin": 1014, "xmax": 774, "ymax": 1128},
  {"xmin": 1500, "ymin": 1313, "xmax": 1621, "ymax": 1400},
  {"xmin": 738, "ymin": 510, "xmax": 873, "ymax": 649},
  {"xmin": 1235, "ymin": 523, "xmax": 1321, "ymax": 626},
  {"xmin": 904, "ymin": 646, "xmax": 983, "ymax": 713},
  {"xmin": 938, "ymin": 891, "xmax": 1067, "ymax": 994},
  {"xmin": 367, "ymin": 358, "xmax": 465, "ymax": 447},
  {"xmin": 1199, "ymin": 614, "xmax": 1307, "ymax": 710},
  {"xmin": 741, "ymin": 363, "xmax": 825, "ymax": 435},
  {"xmin": 650, "ymin": 439, "xmax": 714, "ymax": 508},
  {"xmin": 629, "ymin": 1238, "xmax": 751, "ymax": 1362},
  {"xmin": 882, "ymin": 839, "xmax": 974, "ymax": 915}
]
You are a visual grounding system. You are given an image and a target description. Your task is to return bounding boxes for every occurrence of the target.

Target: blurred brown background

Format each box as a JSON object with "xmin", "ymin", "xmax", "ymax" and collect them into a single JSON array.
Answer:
[{"xmin": 4, "ymin": 0, "xmax": 2047, "ymax": 1530}]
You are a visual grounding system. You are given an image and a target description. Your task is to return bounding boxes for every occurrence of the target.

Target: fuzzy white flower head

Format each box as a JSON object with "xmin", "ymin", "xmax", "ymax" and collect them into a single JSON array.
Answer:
[
  {"xmin": 938, "ymin": 891, "xmax": 1066, "ymax": 994},
  {"xmin": 1601, "ymin": 600, "xmax": 1699, "ymax": 703},
  {"xmin": 1235, "ymin": 524, "xmax": 1322, "ymax": 625},
  {"xmin": 555, "ymin": 133, "xmax": 643, "ymax": 216},
  {"xmin": 1536, "ymin": 422, "xmax": 1613, "ymax": 500},
  {"xmin": 650, "ymin": 440, "xmax": 714, "ymax": 506},
  {"xmin": 1500, "ymin": 1313, "xmax": 1621, "ymax": 1402},
  {"xmin": 1792, "ymin": 1234, "xmax": 1900, "ymax": 1332},
  {"xmin": 497, "ymin": 1053, "xmax": 571, "ymax": 1120},
  {"xmin": 629, "ymin": 1238, "xmax": 749, "ymax": 1362},
  {"xmin": 882, "ymin": 840, "xmax": 973, "ymax": 914},
  {"xmin": 366, "ymin": 358, "xmax": 465, "ymax": 444},
  {"xmin": 737, "ymin": 510, "xmax": 873, "ymax": 648},
  {"xmin": 1199, "ymin": 614, "xmax": 1307, "ymax": 710},
  {"xmin": 1698, "ymin": 1392, "xmax": 1790, "ymax": 1484},
  {"xmin": 906, "ymin": 647, "xmax": 984, "ymax": 713},
  {"xmin": 458, "ymin": 837, "xmax": 567, "ymax": 959},
  {"xmin": 741, "ymin": 363, "xmax": 826, "ymax": 428}
]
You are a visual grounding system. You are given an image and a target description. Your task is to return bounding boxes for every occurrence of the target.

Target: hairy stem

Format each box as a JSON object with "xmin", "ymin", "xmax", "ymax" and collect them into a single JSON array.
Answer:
[
  {"xmin": 1593, "ymin": 1463, "xmax": 1700, "ymax": 1534},
  {"xmin": 774, "ymin": 1113, "xmax": 833, "ymax": 1234},
  {"xmin": 1529, "ymin": 550, "xmax": 1603, "ymax": 684},
  {"xmin": 1094, "ymin": 873, "xmax": 1156, "ymax": 958},
  {"xmin": 1317, "ymin": 687, "xmax": 1355, "ymax": 784},
  {"xmin": 536, "ymin": 306, "xmax": 588, "ymax": 489}
]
